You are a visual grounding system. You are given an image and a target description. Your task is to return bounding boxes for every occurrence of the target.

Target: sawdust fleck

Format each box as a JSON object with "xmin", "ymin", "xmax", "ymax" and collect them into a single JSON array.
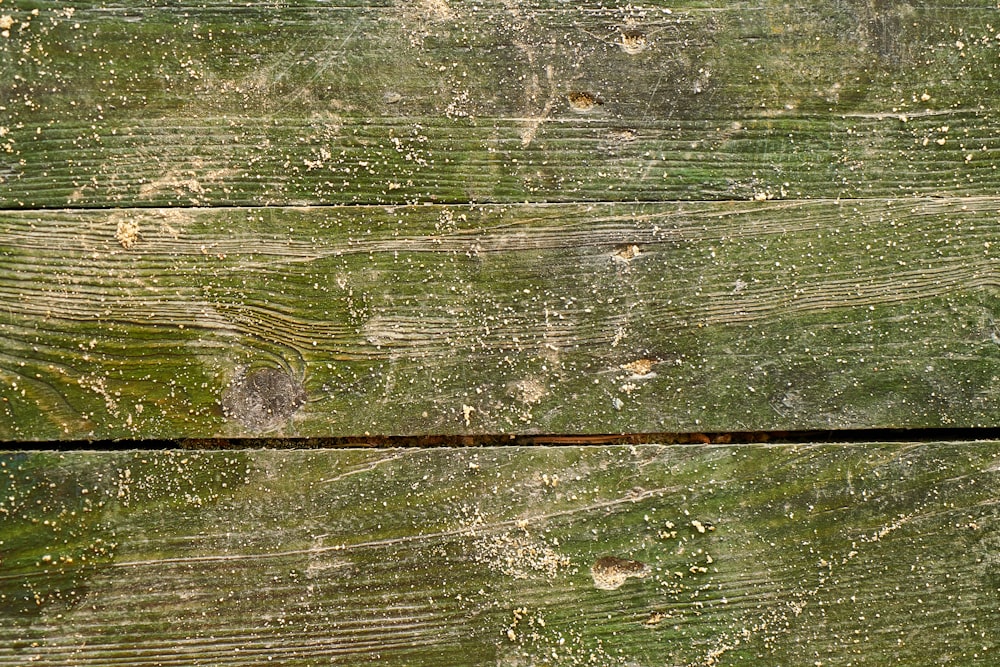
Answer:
[
  {"xmin": 472, "ymin": 526, "xmax": 570, "ymax": 579},
  {"xmin": 691, "ymin": 519, "xmax": 715, "ymax": 533}
]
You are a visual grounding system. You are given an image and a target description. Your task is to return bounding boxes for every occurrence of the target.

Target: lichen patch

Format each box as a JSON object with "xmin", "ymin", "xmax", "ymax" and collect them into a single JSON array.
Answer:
[
  {"xmin": 417, "ymin": 0, "xmax": 454, "ymax": 21},
  {"xmin": 115, "ymin": 218, "xmax": 140, "ymax": 250},
  {"xmin": 514, "ymin": 378, "xmax": 546, "ymax": 404},
  {"xmin": 613, "ymin": 244, "xmax": 641, "ymax": 262},
  {"xmin": 621, "ymin": 358, "xmax": 657, "ymax": 377},
  {"xmin": 619, "ymin": 31, "xmax": 648, "ymax": 55}
]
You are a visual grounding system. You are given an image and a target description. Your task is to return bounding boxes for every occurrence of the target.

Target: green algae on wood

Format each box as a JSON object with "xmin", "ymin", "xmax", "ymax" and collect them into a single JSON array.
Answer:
[
  {"xmin": 3, "ymin": 198, "xmax": 1000, "ymax": 439},
  {"xmin": 1, "ymin": 444, "xmax": 999, "ymax": 665},
  {"xmin": 1, "ymin": 1, "xmax": 999, "ymax": 208}
]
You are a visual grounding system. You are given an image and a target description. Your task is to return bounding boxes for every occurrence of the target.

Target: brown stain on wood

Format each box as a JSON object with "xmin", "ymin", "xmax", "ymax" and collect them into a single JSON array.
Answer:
[{"xmin": 566, "ymin": 91, "xmax": 602, "ymax": 112}]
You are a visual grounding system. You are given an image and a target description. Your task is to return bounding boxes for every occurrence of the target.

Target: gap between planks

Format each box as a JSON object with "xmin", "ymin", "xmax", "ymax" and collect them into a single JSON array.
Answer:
[
  {"xmin": 8, "ymin": 427, "xmax": 1000, "ymax": 451},
  {"xmin": 0, "ymin": 196, "xmax": 994, "ymax": 214}
]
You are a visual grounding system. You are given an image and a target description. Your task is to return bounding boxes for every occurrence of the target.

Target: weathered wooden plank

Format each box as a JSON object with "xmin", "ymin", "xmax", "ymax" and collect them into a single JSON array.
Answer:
[
  {"xmin": 3, "ymin": 198, "xmax": 1000, "ymax": 439},
  {"xmin": 1, "ymin": 0, "xmax": 998, "ymax": 207},
  {"xmin": 1, "ymin": 444, "xmax": 998, "ymax": 665}
]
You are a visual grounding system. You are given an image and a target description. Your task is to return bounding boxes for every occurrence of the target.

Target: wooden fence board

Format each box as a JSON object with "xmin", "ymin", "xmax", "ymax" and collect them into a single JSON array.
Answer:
[
  {"xmin": 1, "ymin": 1, "xmax": 998, "ymax": 208},
  {"xmin": 2, "ymin": 444, "xmax": 999, "ymax": 665},
  {"xmin": 3, "ymin": 198, "xmax": 1000, "ymax": 439},
  {"xmin": 4, "ymin": 3, "xmax": 999, "ymax": 664}
]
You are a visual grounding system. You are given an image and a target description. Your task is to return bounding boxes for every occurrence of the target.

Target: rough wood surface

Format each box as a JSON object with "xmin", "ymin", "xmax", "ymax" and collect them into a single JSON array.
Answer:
[
  {"xmin": 3, "ymin": 0, "xmax": 1000, "ymax": 438},
  {"xmin": 2, "ymin": 444, "xmax": 999, "ymax": 665},
  {"xmin": 0, "ymin": 0, "xmax": 998, "ymax": 208},
  {"xmin": 3, "ymin": 198, "xmax": 1000, "ymax": 439}
]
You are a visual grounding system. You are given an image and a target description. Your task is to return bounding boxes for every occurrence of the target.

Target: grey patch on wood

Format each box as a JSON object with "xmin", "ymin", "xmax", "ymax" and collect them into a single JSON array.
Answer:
[
  {"xmin": 221, "ymin": 367, "xmax": 306, "ymax": 432},
  {"xmin": 848, "ymin": 0, "xmax": 915, "ymax": 65}
]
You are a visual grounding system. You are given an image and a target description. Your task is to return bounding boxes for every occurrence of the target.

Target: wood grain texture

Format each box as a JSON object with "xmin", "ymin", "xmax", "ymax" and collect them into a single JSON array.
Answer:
[
  {"xmin": 4, "ymin": 198, "xmax": 1000, "ymax": 439},
  {"xmin": 2, "ymin": 444, "xmax": 999, "ymax": 665},
  {"xmin": 1, "ymin": 0, "xmax": 998, "ymax": 208}
]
